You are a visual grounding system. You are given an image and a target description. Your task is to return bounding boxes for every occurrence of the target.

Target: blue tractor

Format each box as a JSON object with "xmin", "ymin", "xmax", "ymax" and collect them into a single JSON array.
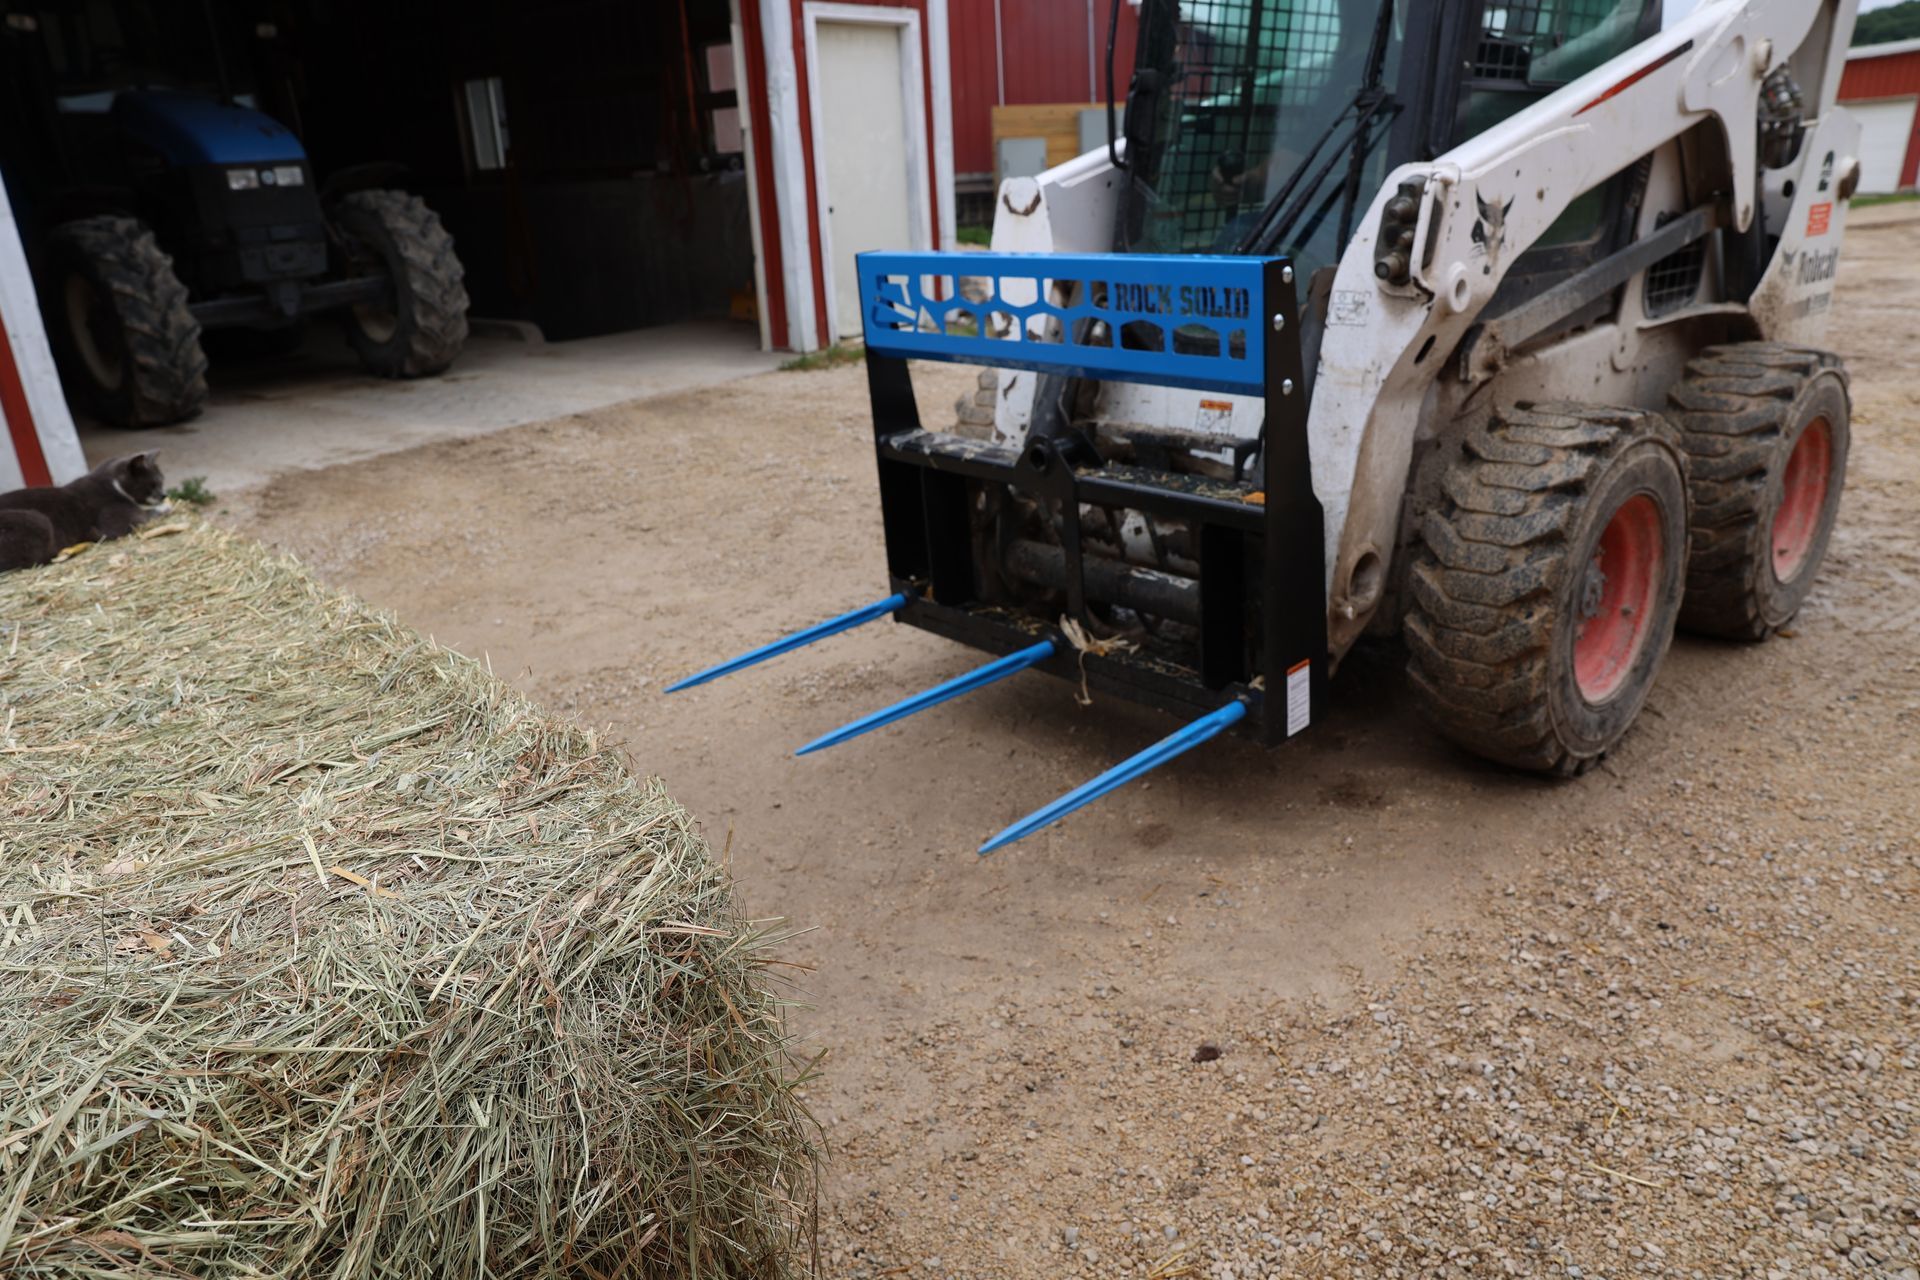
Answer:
[{"xmin": 0, "ymin": 1, "xmax": 468, "ymax": 427}]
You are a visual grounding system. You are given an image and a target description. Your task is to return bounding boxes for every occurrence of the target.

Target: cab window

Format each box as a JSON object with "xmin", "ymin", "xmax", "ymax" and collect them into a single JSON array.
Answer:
[{"xmin": 1451, "ymin": 0, "xmax": 1654, "ymax": 249}]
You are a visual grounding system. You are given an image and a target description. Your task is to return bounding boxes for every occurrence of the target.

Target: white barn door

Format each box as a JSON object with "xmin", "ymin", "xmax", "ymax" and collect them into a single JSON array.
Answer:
[
  {"xmin": 1850, "ymin": 97, "xmax": 1918, "ymax": 194},
  {"xmin": 805, "ymin": 5, "xmax": 931, "ymax": 340}
]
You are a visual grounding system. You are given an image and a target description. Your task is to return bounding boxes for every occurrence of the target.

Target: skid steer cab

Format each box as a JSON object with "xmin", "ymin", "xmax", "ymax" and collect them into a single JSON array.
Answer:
[
  {"xmin": 672, "ymin": 252, "xmax": 1327, "ymax": 852},
  {"xmin": 668, "ymin": 0, "xmax": 1862, "ymax": 852}
]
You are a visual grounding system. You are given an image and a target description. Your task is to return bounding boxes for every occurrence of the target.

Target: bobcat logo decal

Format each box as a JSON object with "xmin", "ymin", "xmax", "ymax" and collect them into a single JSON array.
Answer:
[{"xmin": 1471, "ymin": 192, "xmax": 1515, "ymax": 269}]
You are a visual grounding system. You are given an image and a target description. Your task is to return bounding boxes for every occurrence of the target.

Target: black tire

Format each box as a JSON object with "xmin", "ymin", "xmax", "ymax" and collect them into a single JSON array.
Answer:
[
  {"xmin": 331, "ymin": 189, "xmax": 469, "ymax": 377},
  {"xmin": 1405, "ymin": 403, "xmax": 1689, "ymax": 775},
  {"xmin": 1667, "ymin": 343, "xmax": 1849, "ymax": 640},
  {"xmin": 44, "ymin": 216, "xmax": 208, "ymax": 428}
]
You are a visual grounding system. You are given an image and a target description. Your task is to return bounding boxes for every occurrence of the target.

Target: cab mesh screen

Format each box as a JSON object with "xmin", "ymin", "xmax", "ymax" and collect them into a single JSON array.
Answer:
[{"xmin": 1137, "ymin": 0, "xmax": 1345, "ymax": 254}]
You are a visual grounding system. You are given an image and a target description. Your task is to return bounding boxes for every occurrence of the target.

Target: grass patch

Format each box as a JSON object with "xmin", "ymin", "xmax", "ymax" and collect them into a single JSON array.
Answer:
[
  {"xmin": 780, "ymin": 343, "xmax": 866, "ymax": 371},
  {"xmin": 1853, "ymin": 191, "xmax": 1920, "ymax": 209},
  {"xmin": 957, "ymin": 225, "xmax": 992, "ymax": 246},
  {"xmin": 166, "ymin": 475, "xmax": 215, "ymax": 506}
]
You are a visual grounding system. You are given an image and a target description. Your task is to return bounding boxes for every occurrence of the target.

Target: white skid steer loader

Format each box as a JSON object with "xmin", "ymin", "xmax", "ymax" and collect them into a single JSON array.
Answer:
[{"xmin": 671, "ymin": 0, "xmax": 1863, "ymax": 853}]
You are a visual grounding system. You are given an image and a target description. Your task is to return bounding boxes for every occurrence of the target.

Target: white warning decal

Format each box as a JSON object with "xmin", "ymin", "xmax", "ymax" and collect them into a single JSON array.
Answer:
[
  {"xmin": 1286, "ymin": 659, "xmax": 1311, "ymax": 737},
  {"xmin": 1194, "ymin": 398, "xmax": 1235, "ymax": 435}
]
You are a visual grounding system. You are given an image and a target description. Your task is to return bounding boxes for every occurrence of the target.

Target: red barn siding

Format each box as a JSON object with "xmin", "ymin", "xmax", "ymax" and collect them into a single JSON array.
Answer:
[
  {"xmin": 1840, "ymin": 48, "xmax": 1920, "ymax": 98},
  {"xmin": 1840, "ymin": 48, "xmax": 1920, "ymax": 190},
  {"xmin": 948, "ymin": 0, "xmax": 1139, "ymax": 176},
  {"xmin": 949, "ymin": 0, "xmax": 1000, "ymax": 178}
]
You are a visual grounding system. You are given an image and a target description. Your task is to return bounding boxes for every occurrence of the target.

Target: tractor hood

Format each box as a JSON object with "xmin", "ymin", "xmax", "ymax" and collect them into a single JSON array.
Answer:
[{"xmin": 111, "ymin": 91, "xmax": 307, "ymax": 166}]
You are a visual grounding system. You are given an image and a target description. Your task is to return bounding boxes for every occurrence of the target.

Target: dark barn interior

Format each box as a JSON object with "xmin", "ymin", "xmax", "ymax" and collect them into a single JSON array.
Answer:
[{"xmin": 1, "ymin": 0, "xmax": 755, "ymax": 342}]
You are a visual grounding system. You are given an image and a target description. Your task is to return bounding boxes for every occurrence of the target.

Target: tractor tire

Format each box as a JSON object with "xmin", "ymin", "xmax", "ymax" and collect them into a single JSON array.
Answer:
[
  {"xmin": 332, "ymin": 189, "xmax": 469, "ymax": 378},
  {"xmin": 1405, "ymin": 403, "xmax": 1689, "ymax": 776},
  {"xmin": 44, "ymin": 216, "xmax": 208, "ymax": 428},
  {"xmin": 1667, "ymin": 343, "xmax": 1849, "ymax": 641}
]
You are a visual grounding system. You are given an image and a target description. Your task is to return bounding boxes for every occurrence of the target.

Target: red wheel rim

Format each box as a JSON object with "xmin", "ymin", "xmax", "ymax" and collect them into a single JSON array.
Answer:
[
  {"xmin": 1771, "ymin": 417, "xmax": 1832, "ymax": 583},
  {"xmin": 1573, "ymin": 494, "xmax": 1663, "ymax": 703}
]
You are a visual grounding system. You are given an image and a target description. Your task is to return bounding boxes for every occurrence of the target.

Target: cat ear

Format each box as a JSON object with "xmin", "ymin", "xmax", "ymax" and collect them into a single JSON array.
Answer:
[{"xmin": 139, "ymin": 450, "xmax": 162, "ymax": 465}]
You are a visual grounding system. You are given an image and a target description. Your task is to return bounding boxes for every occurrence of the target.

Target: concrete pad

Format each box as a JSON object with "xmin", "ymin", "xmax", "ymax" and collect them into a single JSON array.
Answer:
[{"xmin": 80, "ymin": 320, "xmax": 781, "ymax": 493}]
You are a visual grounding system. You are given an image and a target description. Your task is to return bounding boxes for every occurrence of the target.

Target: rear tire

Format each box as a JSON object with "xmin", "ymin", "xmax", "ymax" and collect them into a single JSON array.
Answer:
[
  {"xmin": 331, "ymin": 189, "xmax": 469, "ymax": 378},
  {"xmin": 44, "ymin": 216, "xmax": 208, "ymax": 428},
  {"xmin": 1667, "ymin": 343, "xmax": 1849, "ymax": 640},
  {"xmin": 1405, "ymin": 403, "xmax": 1689, "ymax": 775}
]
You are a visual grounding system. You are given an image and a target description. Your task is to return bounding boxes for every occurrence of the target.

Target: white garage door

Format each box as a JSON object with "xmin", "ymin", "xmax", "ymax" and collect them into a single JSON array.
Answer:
[{"xmin": 1850, "ymin": 97, "xmax": 1918, "ymax": 194}]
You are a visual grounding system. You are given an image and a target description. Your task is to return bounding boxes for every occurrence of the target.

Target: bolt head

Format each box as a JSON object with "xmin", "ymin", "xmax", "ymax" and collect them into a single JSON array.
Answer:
[
  {"xmin": 1281, "ymin": 377, "xmax": 1295, "ymax": 396},
  {"xmin": 1281, "ymin": 265, "xmax": 1295, "ymax": 284},
  {"xmin": 1271, "ymin": 313, "xmax": 1286, "ymax": 332}
]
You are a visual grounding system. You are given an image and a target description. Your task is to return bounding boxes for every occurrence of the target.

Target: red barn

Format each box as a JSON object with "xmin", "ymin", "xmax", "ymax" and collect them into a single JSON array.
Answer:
[{"xmin": 1840, "ymin": 37, "xmax": 1920, "ymax": 193}]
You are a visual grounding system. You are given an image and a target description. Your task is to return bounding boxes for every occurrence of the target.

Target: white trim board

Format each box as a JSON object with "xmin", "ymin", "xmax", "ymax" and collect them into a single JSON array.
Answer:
[
  {"xmin": 728, "ymin": 3, "xmax": 773, "ymax": 352},
  {"xmin": 0, "ymin": 168, "xmax": 85, "ymax": 487},
  {"xmin": 1848, "ymin": 36, "xmax": 1920, "ymax": 62},
  {"xmin": 802, "ymin": 2, "xmax": 934, "ymax": 342},
  {"xmin": 759, "ymin": 0, "xmax": 819, "ymax": 352},
  {"xmin": 928, "ymin": 0, "xmax": 957, "ymax": 252}
]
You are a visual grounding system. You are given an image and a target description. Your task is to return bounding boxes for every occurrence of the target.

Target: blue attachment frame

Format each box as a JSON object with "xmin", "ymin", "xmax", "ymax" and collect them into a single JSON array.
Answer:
[{"xmin": 858, "ymin": 251, "xmax": 1269, "ymax": 396}]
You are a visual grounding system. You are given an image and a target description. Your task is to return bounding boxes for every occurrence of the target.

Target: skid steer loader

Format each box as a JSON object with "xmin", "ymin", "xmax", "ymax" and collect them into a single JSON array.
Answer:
[{"xmin": 672, "ymin": 0, "xmax": 1862, "ymax": 852}]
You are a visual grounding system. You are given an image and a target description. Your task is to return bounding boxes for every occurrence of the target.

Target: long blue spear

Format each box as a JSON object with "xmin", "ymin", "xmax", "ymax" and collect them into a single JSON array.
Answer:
[
  {"xmin": 663, "ymin": 593, "xmax": 909, "ymax": 693},
  {"xmin": 978, "ymin": 698, "xmax": 1249, "ymax": 854},
  {"xmin": 795, "ymin": 639, "xmax": 1056, "ymax": 755}
]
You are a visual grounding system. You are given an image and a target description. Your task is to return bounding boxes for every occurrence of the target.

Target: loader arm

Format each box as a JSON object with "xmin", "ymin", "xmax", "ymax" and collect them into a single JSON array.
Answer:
[{"xmin": 1314, "ymin": 0, "xmax": 1859, "ymax": 652}]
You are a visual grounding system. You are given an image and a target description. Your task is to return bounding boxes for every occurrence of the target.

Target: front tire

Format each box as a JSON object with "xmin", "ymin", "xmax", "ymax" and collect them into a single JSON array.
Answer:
[
  {"xmin": 331, "ymin": 189, "xmax": 469, "ymax": 378},
  {"xmin": 1406, "ymin": 404, "xmax": 1689, "ymax": 775},
  {"xmin": 1667, "ymin": 343, "xmax": 1849, "ymax": 640},
  {"xmin": 44, "ymin": 216, "xmax": 208, "ymax": 428}
]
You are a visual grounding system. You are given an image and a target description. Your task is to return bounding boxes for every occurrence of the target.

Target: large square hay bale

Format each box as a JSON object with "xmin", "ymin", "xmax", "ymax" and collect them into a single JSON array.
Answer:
[{"xmin": 0, "ymin": 522, "xmax": 817, "ymax": 1278}]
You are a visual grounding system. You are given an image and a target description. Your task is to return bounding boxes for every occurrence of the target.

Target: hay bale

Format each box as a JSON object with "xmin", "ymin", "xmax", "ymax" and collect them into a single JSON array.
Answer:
[{"xmin": 0, "ymin": 522, "xmax": 817, "ymax": 1278}]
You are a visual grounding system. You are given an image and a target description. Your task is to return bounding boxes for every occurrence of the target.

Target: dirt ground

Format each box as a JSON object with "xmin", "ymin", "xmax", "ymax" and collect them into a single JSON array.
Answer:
[{"xmin": 220, "ymin": 209, "xmax": 1920, "ymax": 1280}]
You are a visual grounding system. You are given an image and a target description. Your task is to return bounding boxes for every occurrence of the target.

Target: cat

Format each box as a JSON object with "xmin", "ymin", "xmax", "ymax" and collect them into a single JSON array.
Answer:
[{"xmin": 0, "ymin": 452, "xmax": 168, "ymax": 573}]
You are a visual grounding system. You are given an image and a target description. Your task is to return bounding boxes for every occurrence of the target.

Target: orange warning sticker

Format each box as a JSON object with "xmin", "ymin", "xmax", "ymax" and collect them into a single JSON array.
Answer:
[{"xmin": 1806, "ymin": 202, "xmax": 1833, "ymax": 236}]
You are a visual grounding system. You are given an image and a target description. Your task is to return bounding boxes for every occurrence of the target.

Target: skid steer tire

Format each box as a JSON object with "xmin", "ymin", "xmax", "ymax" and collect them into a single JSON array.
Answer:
[
  {"xmin": 1667, "ymin": 343, "xmax": 1849, "ymax": 641},
  {"xmin": 332, "ymin": 190, "xmax": 469, "ymax": 378},
  {"xmin": 1405, "ymin": 403, "xmax": 1688, "ymax": 776},
  {"xmin": 44, "ymin": 216, "xmax": 208, "ymax": 428}
]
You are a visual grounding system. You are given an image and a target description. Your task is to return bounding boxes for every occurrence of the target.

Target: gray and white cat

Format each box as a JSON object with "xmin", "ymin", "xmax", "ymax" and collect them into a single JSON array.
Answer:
[{"xmin": 0, "ymin": 453, "xmax": 168, "ymax": 572}]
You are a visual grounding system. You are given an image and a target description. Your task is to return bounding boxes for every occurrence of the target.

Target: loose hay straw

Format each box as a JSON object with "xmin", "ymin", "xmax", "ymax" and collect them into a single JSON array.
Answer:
[{"xmin": 0, "ymin": 521, "xmax": 818, "ymax": 1278}]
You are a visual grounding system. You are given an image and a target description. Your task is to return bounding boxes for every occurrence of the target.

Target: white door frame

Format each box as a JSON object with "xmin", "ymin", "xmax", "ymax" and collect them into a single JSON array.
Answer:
[{"xmin": 802, "ymin": 2, "xmax": 935, "ymax": 342}]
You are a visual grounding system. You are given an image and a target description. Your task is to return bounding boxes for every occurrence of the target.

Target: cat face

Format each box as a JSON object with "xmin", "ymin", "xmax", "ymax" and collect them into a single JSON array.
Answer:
[{"xmin": 110, "ymin": 452, "xmax": 167, "ymax": 505}]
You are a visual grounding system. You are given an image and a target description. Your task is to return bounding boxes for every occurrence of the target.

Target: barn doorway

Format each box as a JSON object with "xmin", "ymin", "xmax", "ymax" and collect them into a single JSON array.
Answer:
[{"xmin": 804, "ymin": 5, "xmax": 932, "ymax": 340}]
